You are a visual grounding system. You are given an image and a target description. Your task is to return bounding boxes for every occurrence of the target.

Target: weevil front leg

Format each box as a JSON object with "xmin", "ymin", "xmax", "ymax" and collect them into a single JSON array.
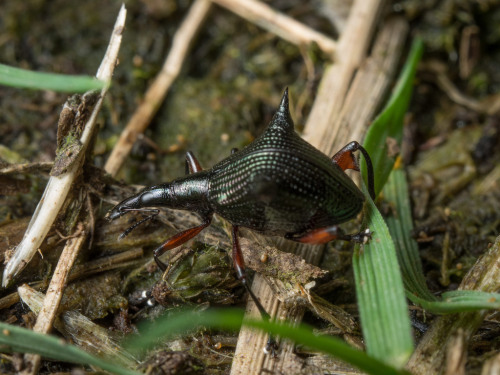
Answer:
[
  {"xmin": 153, "ymin": 215, "xmax": 212, "ymax": 271},
  {"xmin": 231, "ymin": 225, "xmax": 278, "ymax": 355},
  {"xmin": 287, "ymin": 226, "xmax": 372, "ymax": 245}
]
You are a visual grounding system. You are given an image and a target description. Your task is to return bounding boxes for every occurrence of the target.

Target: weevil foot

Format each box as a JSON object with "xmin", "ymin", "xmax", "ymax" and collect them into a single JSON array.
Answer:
[
  {"xmin": 351, "ymin": 228, "xmax": 372, "ymax": 244},
  {"xmin": 263, "ymin": 337, "xmax": 279, "ymax": 357}
]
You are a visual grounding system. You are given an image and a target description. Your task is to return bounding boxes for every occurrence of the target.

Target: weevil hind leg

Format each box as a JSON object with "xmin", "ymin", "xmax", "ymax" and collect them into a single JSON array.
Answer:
[
  {"xmin": 332, "ymin": 141, "xmax": 376, "ymax": 200},
  {"xmin": 287, "ymin": 226, "xmax": 372, "ymax": 245},
  {"xmin": 153, "ymin": 215, "xmax": 212, "ymax": 271},
  {"xmin": 332, "ymin": 141, "xmax": 361, "ymax": 171},
  {"xmin": 231, "ymin": 225, "xmax": 278, "ymax": 355}
]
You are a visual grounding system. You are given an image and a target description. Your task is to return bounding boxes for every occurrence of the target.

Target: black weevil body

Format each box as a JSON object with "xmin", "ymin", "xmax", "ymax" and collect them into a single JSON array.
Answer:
[{"xmin": 107, "ymin": 88, "xmax": 375, "ymax": 351}]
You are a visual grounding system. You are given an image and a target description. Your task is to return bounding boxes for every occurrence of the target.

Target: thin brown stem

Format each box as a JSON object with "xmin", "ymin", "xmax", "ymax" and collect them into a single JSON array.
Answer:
[{"xmin": 104, "ymin": 0, "xmax": 212, "ymax": 177}]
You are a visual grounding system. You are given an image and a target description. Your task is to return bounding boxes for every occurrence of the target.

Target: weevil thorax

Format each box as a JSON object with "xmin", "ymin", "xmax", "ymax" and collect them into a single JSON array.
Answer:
[{"xmin": 207, "ymin": 87, "xmax": 365, "ymax": 235}]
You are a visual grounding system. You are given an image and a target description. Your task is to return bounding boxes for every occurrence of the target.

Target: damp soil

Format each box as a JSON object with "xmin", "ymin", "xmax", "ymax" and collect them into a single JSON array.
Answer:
[{"xmin": 1, "ymin": 1, "xmax": 500, "ymax": 374}]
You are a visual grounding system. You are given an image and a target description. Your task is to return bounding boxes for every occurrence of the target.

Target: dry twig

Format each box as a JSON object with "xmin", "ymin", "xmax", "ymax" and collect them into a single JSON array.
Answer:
[
  {"xmin": 104, "ymin": 0, "xmax": 340, "ymax": 178},
  {"xmin": 406, "ymin": 236, "xmax": 500, "ymax": 375},
  {"xmin": 14, "ymin": 6, "xmax": 127, "ymax": 374},
  {"xmin": 2, "ymin": 6, "xmax": 126, "ymax": 287},
  {"xmin": 104, "ymin": 0, "xmax": 212, "ymax": 177},
  {"xmin": 21, "ymin": 225, "xmax": 87, "ymax": 374},
  {"xmin": 230, "ymin": 5, "xmax": 408, "ymax": 375},
  {"xmin": 212, "ymin": 0, "xmax": 337, "ymax": 57}
]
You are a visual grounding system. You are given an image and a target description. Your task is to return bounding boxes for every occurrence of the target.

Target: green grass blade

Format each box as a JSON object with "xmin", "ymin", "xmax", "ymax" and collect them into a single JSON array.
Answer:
[
  {"xmin": 408, "ymin": 290, "xmax": 500, "ymax": 313},
  {"xmin": 0, "ymin": 63, "xmax": 105, "ymax": 92},
  {"xmin": 362, "ymin": 38, "xmax": 423, "ymax": 196},
  {"xmin": 0, "ymin": 322, "xmax": 139, "ymax": 375},
  {"xmin": 384, "ymin": 167, "xmax": 500, "ymax": 313},
  {"xmin": 384, "ymin": 167, "xmax": 437, "ymax": 302},
  {"xmin": 352, "ymin": 195, "xmax": 413, "ymax": 367},
  {"xmin": 125, "ymin": 308, "xmax": 410, "ymax": 375},
  {"xmin": 352, "ymin": 38, "xmax": 424, "ymax": 368}
]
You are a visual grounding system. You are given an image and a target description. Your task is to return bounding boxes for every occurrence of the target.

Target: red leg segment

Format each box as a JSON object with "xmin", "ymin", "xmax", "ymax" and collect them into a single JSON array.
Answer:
[
  {"xmin": 154, "ymin": 217, "xmax": 212, "ymax": 271},
  {"xmin": 289, "ymin": 226, "xmax": 372, "ymax": 245},
  {"xmin": 332, "ymin": 141, "xmax": 376, "ymax": 200},
  {"xmin": 331, "ymin": 141, "xmax": 361, "ymax": 171},
  {"xmin": 231, "ymin": 226, "xmax": 277, "ymax": 354}
]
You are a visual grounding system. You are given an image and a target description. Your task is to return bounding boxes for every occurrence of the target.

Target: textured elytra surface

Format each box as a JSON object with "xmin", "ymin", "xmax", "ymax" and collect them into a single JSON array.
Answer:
[{"xmin": 207, "ymin": 91, "xmax": 364, "ymax": 236}]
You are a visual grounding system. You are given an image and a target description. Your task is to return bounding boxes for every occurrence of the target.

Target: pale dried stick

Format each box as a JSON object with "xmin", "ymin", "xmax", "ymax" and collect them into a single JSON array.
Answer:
[
  {"xmin": 1, "ymin": 5, "xmax": 126, "ymax": 287},
  {"xmin": 104, "ymin": 0, "xmax": 339, "ymax": 177},
  {"xmin": 303, "ymin": 0, "xmax": 384, "ymax": 155},
  {"xmin": 406, "ymin": 235, "xmax": 500, "ymax": 375},
  {"xmin": 18, "ymin": 284, "xmax": 137, "ymax": 368},
  {"xmin": 104, "ymin": 0, "xmax": 212, "ymax": 177},
  {"xmin": 0, "ymin": 248, "xmax": 143, "ymax": 310},
  {"xmin": 17, "ymin": 6, "xmax": 126, "ymax": 373},
  {"xmin": 21, "ymin": 226, "xmax": 86, "ymax": 375},
  {"xmin": 211, "ymin": 0, "xmax": 337, "ymax": 56},
  {"xmin": 230, "ymin": 1, "xmax": 394, "ymax": 374},
  {"xmin": 264, "ymin": 18, "xmax": 410, "ymax": 374}
]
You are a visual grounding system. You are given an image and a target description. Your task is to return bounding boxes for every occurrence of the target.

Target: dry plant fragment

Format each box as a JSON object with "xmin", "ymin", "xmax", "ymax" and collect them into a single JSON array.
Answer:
[
  {"xmin": 2, "ymin": 5, "xmax": 126, "ymax": 287},
  {"xmin": 18, "ymin": 284, "xmax": 137, "ymax": 368},
  {"xmin": 230, "ymin": 2, "xmax": 402, "ymax": 374},
  {"xmin": 212, "ymin": 0, "xmax": 337, "ymax": 57},
  {"xmin": 104, "ymin": 0, "xmax": 338, "ymax": 177},
  {"xmin": 104, "ymin": 0, "xmax": 212, "ymax": 177},
  {"xmin": 407, "ymin": 235, "xmax": 500, "ymax": 374},
  {"xmin": 3, "ymin": 5, "xmax": 127, "ymax": 374}
]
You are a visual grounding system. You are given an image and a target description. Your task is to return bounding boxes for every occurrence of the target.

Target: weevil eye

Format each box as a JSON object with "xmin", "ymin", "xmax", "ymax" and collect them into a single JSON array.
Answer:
[{"xmin": 106, "ymin": 206, "xmax": 125, "ymax": 221}]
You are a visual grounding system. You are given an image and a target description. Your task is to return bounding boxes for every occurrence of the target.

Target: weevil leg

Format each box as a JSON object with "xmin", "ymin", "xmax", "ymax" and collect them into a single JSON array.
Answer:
[
  {"xmin": 185, "ymin": 151, "xmax": 203, "ymax": 174},
  {"xmin": 287, "ymin": 226, "xmax": 372, "ymax": 245},
  {"xmin": 332, "ymin": 141, "xmax": 376, "ymax": 200},
  {"xmin": 231, "ymin": 226, "xmax": 277, "ymax": 355},
  {"xmin": 332, "ymin": 141, "xmax": 361, "ymax": 171},
  {"xmin": 153, "ymin": 216, "xmax": 212, "ymax": 271}
]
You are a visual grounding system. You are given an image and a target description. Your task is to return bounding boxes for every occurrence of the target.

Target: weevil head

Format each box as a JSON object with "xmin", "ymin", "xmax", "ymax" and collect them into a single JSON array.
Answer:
[{"xmin": 106, "ymin": 177, "xmax": 211, "ymax": 222}]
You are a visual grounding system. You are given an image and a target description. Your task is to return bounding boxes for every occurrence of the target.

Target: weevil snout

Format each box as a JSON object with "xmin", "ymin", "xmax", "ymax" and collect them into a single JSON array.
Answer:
[
  {"xmin": 106, "ymin": 194, "xmax": 145, "ymax": 221},
  {"xmin": 106, "ymin": 206, "xmax": 126, "ymax": 221},
  {"xmin": 106, "ymin": 190, "xmax": 162, "ymax": 239}
]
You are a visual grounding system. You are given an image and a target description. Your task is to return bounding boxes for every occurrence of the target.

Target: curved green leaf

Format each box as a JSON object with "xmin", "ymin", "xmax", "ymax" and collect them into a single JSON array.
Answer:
[{"xmin": 0, "ymin": 63, "xmax": 105, "ymax": 92}]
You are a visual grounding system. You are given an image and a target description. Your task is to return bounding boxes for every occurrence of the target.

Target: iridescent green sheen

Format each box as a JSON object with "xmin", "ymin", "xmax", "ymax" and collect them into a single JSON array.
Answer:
[
  {"xmin": 108, "ymin": 88, "xmax": 367, "ymax": 240},
  {"xmin": 207, "ymin": 89, "xmax": 364, "ymax": 236}
]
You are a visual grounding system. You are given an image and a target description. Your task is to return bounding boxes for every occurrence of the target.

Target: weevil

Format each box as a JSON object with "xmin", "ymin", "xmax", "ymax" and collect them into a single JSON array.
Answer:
[{"xmin": 107, "ymin": 88, "xmax": 375, "ymax": 351}]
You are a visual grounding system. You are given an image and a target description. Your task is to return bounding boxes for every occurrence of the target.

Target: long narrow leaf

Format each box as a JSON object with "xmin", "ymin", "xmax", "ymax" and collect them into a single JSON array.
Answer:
[
  {"xmin": 125, "ymin": 308, "xmax": 410, "ymax": 375},
  {"xmin": 353, "ymin": 195, "xmax": 413, "ymax": 367},
  {"xmin": 353, "ymin": 38, "xmax": 424, "ymax": 367},
  {"xmin": 0, "ymin": 63, "xmax": 105, "ymax": 92},
  {"xmin": 384, "ymin": 166, "xmax": 437, "ymax": 302},
  {"xmin": 384, "ymin": 166, "xmax": 500, "ymax": 313},
  {"xmin": 0, "ymin": 322, "xmax": 139, "ymax": 375},
  {"xmin": 362, "ymin": 38, "xmax": 423, "ymax": 196}
]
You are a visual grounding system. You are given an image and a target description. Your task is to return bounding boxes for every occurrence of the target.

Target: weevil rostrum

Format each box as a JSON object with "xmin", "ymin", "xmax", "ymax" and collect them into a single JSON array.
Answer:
[{"xmin": 107, "ymin": 88, "xmax": 375, "ymax": 351}]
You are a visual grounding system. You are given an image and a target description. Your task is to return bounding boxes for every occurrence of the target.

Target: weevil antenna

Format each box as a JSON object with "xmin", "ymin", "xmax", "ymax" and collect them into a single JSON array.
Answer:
[{"xmin": 118, "ymin": 208, "xmax": 159, "ymax": 240}]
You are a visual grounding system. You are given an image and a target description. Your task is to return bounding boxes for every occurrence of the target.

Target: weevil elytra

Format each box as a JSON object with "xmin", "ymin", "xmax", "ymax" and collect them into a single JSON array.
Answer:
[{"xmin": 107, "ymin": 88, "xmax": 375, "ymax": 351}]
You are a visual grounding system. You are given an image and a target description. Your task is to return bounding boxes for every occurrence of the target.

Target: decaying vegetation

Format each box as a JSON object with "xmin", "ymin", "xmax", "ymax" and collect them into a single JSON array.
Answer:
[{"xmin": 1, "ymin": 1, "xmax": 499, "ymax": 374}]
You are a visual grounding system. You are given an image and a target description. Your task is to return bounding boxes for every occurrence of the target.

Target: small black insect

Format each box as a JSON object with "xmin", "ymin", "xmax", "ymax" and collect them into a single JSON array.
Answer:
[{"xmin": 107, "ymin": 88, "xmax": 375, "ymax": 351}]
